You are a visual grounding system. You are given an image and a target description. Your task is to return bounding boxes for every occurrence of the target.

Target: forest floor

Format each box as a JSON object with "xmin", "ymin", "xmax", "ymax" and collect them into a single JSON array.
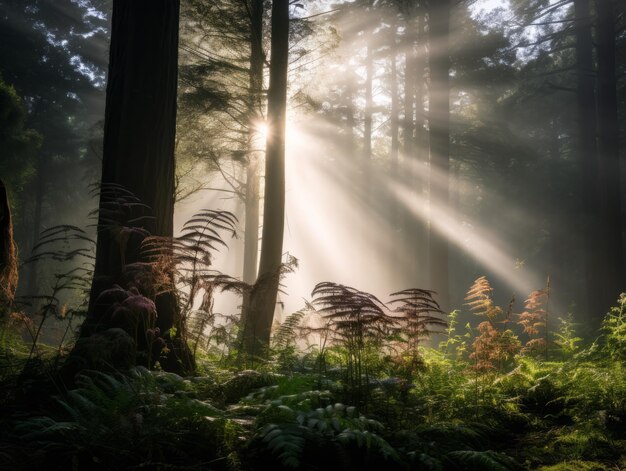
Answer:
[
  {"xmin": 0, "ymin": 341, "xmax": 625, "ymax": 470},
  {"xmin": 0, "ymin": 296, "xmax": 626, "ymax": 470}
]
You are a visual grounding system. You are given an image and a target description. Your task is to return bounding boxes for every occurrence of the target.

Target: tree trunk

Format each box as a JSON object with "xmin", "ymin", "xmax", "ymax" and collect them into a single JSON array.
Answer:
[
  {"xmin": 24, "ymin": 156, "xmax": 44, "ymax": 297},
  {"xmin": 428, "ymin": 0, "xmax": 451, "ymax": 311},
  {"xmin": 242, "ymin": 0, "xmax": 289, "ymax": 358},
  {"xmin": 413, "ymin": 12, "xmax": 428, "ymax": 287},
  {"xmin": 390, "ymin": 43, "xmax": 399, "ymax": 175},
  {"xmin": 243, "ymin": 157, "xmax": 260, "ymax": 285},
  {"xmin": 402, "ymin": 29, "xmax": 415, "ymax": 159},
  {"xmin": 79, "ymin": 0, "xmax": 187, "ymax": 371},
  {"xmin": 389, "ymin": 17, "xmax": 401, "ymax": 260},
  {"xmin": 241, "ymin": 0, "xmax": 264, "ymax": 320},
  {"xmin": 364, "ymin": 36, "xmax": 373, "ymax": 162},
  {"xmin": 0, "ymin": 180, "xmax": 18, "ymax": 316},
  {"xmin": 596, "ymin": 0, "xmax": 624, "ymax": 314},
  {"xmin": 574, "ymin": 0, "xmax": 602, "ymax": 320}
]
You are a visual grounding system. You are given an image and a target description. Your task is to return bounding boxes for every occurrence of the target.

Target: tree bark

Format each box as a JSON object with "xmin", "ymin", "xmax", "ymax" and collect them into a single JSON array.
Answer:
[
  {"xmin": 242, "ymin": 0, "xmax": 289, "ymax": 358},
  {"xmin": 0, "ymin": 180, "xmax": 18, "ymax": 316},
  {"xmin": 24, "ymin": 155, "xmax": 45, "ymax": 297},
  {"xmin": 80, "ymin": 0, "xmax": 185, "ymax": 369},
  {"xmin": 390, "ymin": 42, "xmax": 399, "ymax": 174},
  {"xmin": 241, "ymin": 0, "xmax": 264, "ymax": 316},
  {"xmin": 402, "ymin": 29, "xmax": 416, "ymax": 159},
  {"xmin": 574, "ymin": 0, "xmax": 602, "ymax": 320},
  {"xmin": 413, "ymin": 11, "xmax": 428, "ymax": 287},
  {"xmin": 428, "ymin": 0, "xmax": 451, "ymax": 311},
  {"xmin": 364, "ymin": 33, "xmax": 373, "ymax": 162},
  {"xmin": 596, "ymin": 0, "xmax": 624, "ymax": 314}
]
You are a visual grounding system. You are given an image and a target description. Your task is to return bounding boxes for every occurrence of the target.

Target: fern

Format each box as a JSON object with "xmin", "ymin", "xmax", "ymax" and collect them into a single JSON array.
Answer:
[
  {"xmin": 312, "ymin": 282, "xmax": 394, "ymax": 402},
  {"xmin": 553, "ymin": 313, "xmax": 582, "ymax": 358},
  {"xmin": 11, "ymin": 367, "xmax": 236, "ymax": 470},
  {"xmin": 312, "ymin": 282, "xmax": 393, "ymax": 341},
  {"xmin": 139, "ymin": 209, "xmax": 241, "ymax": 359},
  {"xmin": 253, "ymin": 400, "xmax": 399, "ymax": 470},
  {"xmin": 601, "ymin": 293, "xmax": 626, "ymax": 361},
  {"xmin": 388, "ymin": 288, "xmax": 446, "ymax": 355},
  {"xmin": 15, "ymin": 223, "xmax": 95, "ymax": 358},
  {"xmin": 465, "ymin": 276, "xmax": 498, "ymax": 319},
  {"xmin": 259, "ymin": 423, "xmax": 308, "ymax": 468},
  {"xmin": 272, "ymin": 309, "xmax": 307, "ymax": 350},
  {"xmin": 518, "ymin": 278, "xmax": 550, "ymax": 358},
  {"xmin": 466, "ymin": 277, "xmax": 520, "ymax": 373}
]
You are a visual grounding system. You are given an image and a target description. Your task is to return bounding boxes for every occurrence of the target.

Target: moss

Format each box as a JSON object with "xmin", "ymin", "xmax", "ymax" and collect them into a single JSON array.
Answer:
[{"xmin": 536, "ymin": 460, "xmax": 610, "ymax": 471}]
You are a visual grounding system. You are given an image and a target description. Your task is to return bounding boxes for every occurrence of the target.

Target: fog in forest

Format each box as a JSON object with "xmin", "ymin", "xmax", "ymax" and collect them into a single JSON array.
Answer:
[
  {"xmin": 3, "ymin": 0, "xmax": 623, "ymax": 331},
  {"xmin": 3, "ymin": 0, "xmax": 626, "ymax": 469},
  {"xmin": 174, "ymin": 0, "xmax": 590, "ymax": 324}
]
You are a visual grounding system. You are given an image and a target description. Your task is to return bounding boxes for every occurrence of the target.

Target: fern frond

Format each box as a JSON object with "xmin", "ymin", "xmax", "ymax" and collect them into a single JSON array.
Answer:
[{"xmin": 272, "ymin": 309, "xmax": 307, "ymax": 350}]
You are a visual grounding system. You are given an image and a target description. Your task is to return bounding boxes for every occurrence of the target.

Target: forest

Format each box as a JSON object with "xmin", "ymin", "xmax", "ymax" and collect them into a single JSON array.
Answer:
[{"xmin": 1, "ymin": 0, "xmax": 626, "ymax": 469}]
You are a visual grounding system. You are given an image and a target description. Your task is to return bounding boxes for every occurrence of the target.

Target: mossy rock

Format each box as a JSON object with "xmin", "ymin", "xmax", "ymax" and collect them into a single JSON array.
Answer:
[
  {"xmin": 536, "ymin": 460, "xmax": 610, "ymax": 471},
  {"xmin": 151, "ymin": 370, "xmax": 188, "ymax": 393},
  {"xmin": 67, "ymin": 328, "xmax": 136, "ymax": 371},
  {"xmin": 189, "ymin": 375, "xmax": 222, "ymax": 401}
]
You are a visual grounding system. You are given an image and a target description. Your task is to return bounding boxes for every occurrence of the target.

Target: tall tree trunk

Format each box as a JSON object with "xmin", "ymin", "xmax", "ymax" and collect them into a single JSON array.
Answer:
[
  {"xmin": 414, "ymin": 14, "xmax": 426, "ymax": 166},
  {"xmin": 390, "ymin": 44, "xmax": 399, "ymax": 174},
  {"xmin": 242, "ymin": 0, "xmax": 289, "ymax": 358},
  {"xmin": 413, "ymin": 11, "xmax": 428, "ymax": 287},
  {"xmin": 596, "ymin": 0, "xmax": 624, "ymax": 313},
  {"xmin": 547, "ymin": 119, "xmax": 569, "ymax": 314},
  {"xmin": 402, "ymin": 29, "xmax": 415, "ymax": 159},
  {"xmin": 80, "ymin": 0, "xmax": 185, "ymax": 369},
  {"xmin": 428, "ymin": 0, "xmax": 451, "ymax": 311},
  {"xmin": 243, "ymin": 159, "xmax": 260, "ymax": 285},
  {"xmin": 364, "ymin": 36, "xmax": 373, "ymax": 162},
  {"xmin": 400, "ymin": 21, "xmax": 416, "ymax": 281},
  {"xmin": 574, "ymin": 0, "xmax": 602, "ymax": 320},
  {"xmin": 0, "ymin": 180, "xmax": 18, "ymax": 316},
  {"xmin": 389, "ymin": 20, "xmax": 401, "ymax": 244},
  {"xmin": 25, "ymin": 155, "xmax": 45, "ymax": 297},
  {"xmin": 241, "ymin": 0, "xmax": 264, "ymax": 319}
]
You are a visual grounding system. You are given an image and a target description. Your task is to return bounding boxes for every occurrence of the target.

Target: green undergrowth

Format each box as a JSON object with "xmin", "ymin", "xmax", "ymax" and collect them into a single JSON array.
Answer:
[{"xmin": 1, "ymin": 294, "xmax": 626, "ymax": 469}]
